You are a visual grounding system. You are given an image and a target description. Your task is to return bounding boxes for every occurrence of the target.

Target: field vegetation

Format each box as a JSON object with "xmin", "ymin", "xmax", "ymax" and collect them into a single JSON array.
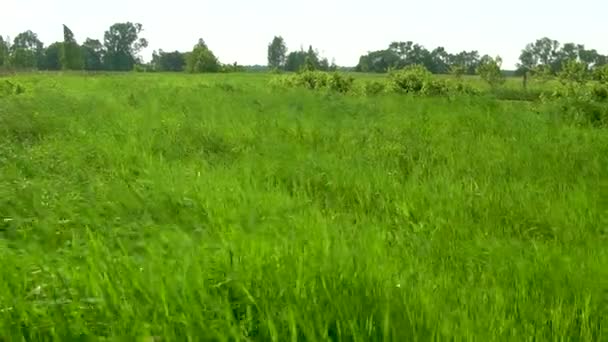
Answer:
[
  {"xmin": 0, "ymin": 21, "xmax": 607, "ymax": 341},
  {"xmin": 0, "ymin": 70, "xmax": 607, "ymax": 340}
]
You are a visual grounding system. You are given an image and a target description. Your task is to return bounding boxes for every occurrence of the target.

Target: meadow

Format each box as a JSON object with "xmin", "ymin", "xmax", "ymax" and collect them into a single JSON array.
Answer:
[{"xmin": 0, "ymin": 72, "xmax": 606, "ymax": 340}]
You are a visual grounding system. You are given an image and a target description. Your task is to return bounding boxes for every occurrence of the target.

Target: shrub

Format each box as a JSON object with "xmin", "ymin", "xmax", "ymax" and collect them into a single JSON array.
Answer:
[
  {"xmin": 360, "ymin": 80, "xmax": 386, "ymax": 96},
  {"xmin": 543, "ymin": 83, "xmax": 608, "ymax": 127},
  {"xmin": 326, "ymin": 72, "xmax": 354, "ymax": 93},
  {"xmin": 477, "ymin": 56, "xmax": 506, "ymax": 88},
  {"xmin": 491, "ymin": 88, "xmax": 542, "ymax": 102},
  {"xmin": 421, "ymin": 79, "xmax": 451, "ymax": 96},
  {"xmin": 0, "ymin": 80, "xmax": 26, "ymax": 98},
  {"xmin": 593, "ymin": 65, "xmax": 608, "ymax": 84},
  {"xmin": 388, "ymin": 65, "xmax": 432, "ymax": 93},
  {"xmin": 269, "ymin": 71, "xmax": 354, "ymax": 93},
  {"xmin": 558, "ymin": 60, "xmax": 589, "ymax": 85}
]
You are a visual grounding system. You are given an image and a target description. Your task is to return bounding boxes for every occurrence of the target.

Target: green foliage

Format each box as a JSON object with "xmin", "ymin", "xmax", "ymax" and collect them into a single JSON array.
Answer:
[
  {"xmin": 103, "ymin": 22, "xmax": 148, "ymax": 71},
  {"xmin": 388, "ymin": 65, "xmax": 433, "ymax": 93},
  {"xmin": 449, "ymin": 64, "xmax": 466, "ymax": 79},
  {"xmin": 593, "ymin": 64, "xmax": 608, "ymax": 84},
  {"xmin": 60, "ymin": 25, "xmax": 84, "ymax": 70},
  {"xmin": 285, "ymin": 50, "xmax": 307, "ymax": 72},
  {"xmin": 220, "ymin": 62, "xmax": 245, "ymax": 73},
  {"xmin": 0, "ymin": 36, "xmax": 8, "ymax": 66},
  {"xmin": 151, "ymin": 50, "xmax": 186, "ymax": 72},
  {"xmin": 272, "ymin": 71, "xmax": 354, "ymax": 93},
  {"xmin": 0, "ymin": 79, "xmax": 25, "ymax": 97},
  {"xmin": 81, "ymin": 38, "xmax": 104, "ymax": 71},
  {"xmin": 360, "ymin": 80, "xmax": 387, "ymax": 95},
  {"xmin": 186, "ymin": 41, "xmax": 221, "ymax": 73},
  {"xmin": 543, "ymin": 82, "xmax": 608, "ymax": 126},
  {"xmin": 267, "ymin": 36, "xmax": 287, "ymax": 70},
  {"xmin": 356, "ymin": 42, "xmax": 480, "ymax": 74},
  {"xmin": 39, "ymin": 42, "xmax": 63, "ymax": 70},
  {"xmin": 10, "ymin": 30, "xmax": 43, "ymax": 68},
  {"xmin": 284, "ymin": 46, "xmax": 330, "ymax": 72},
  {"xmin": 518, "ymin": 37, "xmax": 607, "ymax": 76},
  {"xmin": 558, "ymin": 59, "xmax": 589, "ymax": 85},
  {"xmin": 476, "ymin": 55, "xmax": 505, "ymax": 88}
]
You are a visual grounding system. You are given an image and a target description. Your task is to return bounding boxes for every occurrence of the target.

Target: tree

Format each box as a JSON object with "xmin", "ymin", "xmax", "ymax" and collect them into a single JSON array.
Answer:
[
  {"xmin": 0, "ymin": 36, "xmax": 9, "ymax": 66},
  {"xmin": 82, "ymin": 38, "xmax": 104, "ymax": 70},
  {"xmin": 60, "ymin": 25, "xmax": 84, "ymax": 70},
  {"xmin": 186, "ymin": 39, "xmax": 220, "ymax": 73},
  {"xmin": 10, "ymin": 30, "xmax": 43, "ymax": 68},
  {"xmin": 41, "ymin": 42, "xmax": 63, "ymax": 70},
  {"xmin": 451, "ymin": 50, "xmax": 480, "ymax": 75},
  {"xmin": 267, "ymin": 36, "xmax": 287, "ymax": 70},
  {"xmin": 152, "ymin": 50, "xmax": 186, "ymax": 72},
  {"xmin": 558, "ymin": 59, "xmax": 589, "ymax": 85},
  {"xmin": 356, "ymin": 49, "xmax": 400, "ymax": 73},
  {"xmin": 429, "ymin": 47, "xmax": 450, "ymax": 74},
  {"xmin": 305, "ymin": 45, "xmax": 320, "ymax": 70},
  {"xmin": 103, "ymin": 22, "xmax": 148, "ymax": 71},
  {"xmin": 518, "ymin": 37, "xmax": 560, "ymax": 74},
  {"xmin": 285, "ymin": 50, "xmax": 307, "ymax": 72},
  {"xmin": 477, "ymin": 55, "xmax": 505, "ymax": 88}
]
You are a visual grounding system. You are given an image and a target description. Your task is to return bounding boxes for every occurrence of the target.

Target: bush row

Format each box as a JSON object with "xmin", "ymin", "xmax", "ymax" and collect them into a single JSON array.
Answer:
[
  {"xmin": 542, "ymin": 83, "xmax": 608, "ymax": 127},
  {"xmin": 270, "ymin": 67, "xmax": 480, "ymax": 97}
]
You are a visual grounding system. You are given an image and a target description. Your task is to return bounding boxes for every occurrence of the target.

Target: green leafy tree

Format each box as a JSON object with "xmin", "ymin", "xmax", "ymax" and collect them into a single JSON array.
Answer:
[
  {"xmin": 451, "ymin": 50, "xmax": 480, "ymax": 75},
  {"xmin": 0, "ymin": 36, "xmax": 9, "ymax": 66},
  {"xmin": 558, "ymin": 59, "xmax": 589, "ymax": 85},
  {"xmin": 594, "ymin": 65, "xmax": 608, "ymax": 84},
  {"xmin": 10, "ymin": 30, "xmax": 43, "ymax": 68},
  {"xmin": 305, "ymin": 46, "xmax": 320, "ymax": 70},
  {"xmin": 152, "ymin": 50, "xmax": 186, "ymax": 72},
  {"xmin": 429, "ymin": 47, "xmax": 450, "ymax": 74},
  {"xmin": 103, "ymin": 22, "xmax": 148, "ymax": 71},
  {"xmin": 518, "ymin": 37, "xmax": 560, "ymax": 74},
  {"xmin": 285, "ymin": 50, "xmax": 307, "ymax": 72},
  {"xmin": 61, "ymin": 25, "xmax": 84, "ymax": 70},
  {"xmin": 267, "ymin": 36, "xmax": 287, "ymax": 70},
  {"xmin": 449, "ymin": 64, "xmax": 466, "ymax": 79},
  {"xmin": 82, "ymin": 38, "xmax": 104, "ymax": 70},
  {"xmin": 477, "ymin": 55, "xmax": 505, "ymax": 88},
  {"xmin": 186, "ymin": 39, "xmax": 220, "ymax": 73},
  {"xmin": 356, "ymin": 49, "xmax": 400, "ymax": 73},
  {"xmin": 42, "ymin": 42, "xmax": 63, "ymax": 70}
]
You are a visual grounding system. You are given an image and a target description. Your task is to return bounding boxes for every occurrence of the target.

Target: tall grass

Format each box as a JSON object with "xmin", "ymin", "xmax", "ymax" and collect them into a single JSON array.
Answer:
[{"xmin": 0, "ymin": 73, "xmax": 606, "ymax": 340}]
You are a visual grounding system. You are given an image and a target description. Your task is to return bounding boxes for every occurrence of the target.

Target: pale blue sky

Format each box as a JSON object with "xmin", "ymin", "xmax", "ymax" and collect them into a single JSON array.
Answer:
[{"xmin": 3, "ymin": 0, "xmax": 607, "ymax": 68}]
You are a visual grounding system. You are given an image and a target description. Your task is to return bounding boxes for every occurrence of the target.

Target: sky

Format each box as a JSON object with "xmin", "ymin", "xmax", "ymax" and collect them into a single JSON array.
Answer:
[{"xmin": 2, "ymin": 0, "xmax": 607, "ymax": 69}]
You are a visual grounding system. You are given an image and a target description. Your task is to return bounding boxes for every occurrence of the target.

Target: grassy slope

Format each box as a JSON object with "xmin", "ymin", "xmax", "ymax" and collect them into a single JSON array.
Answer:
[{"xmin": 0, "ymin": 73, "xmax": 607, "ymax": 340}]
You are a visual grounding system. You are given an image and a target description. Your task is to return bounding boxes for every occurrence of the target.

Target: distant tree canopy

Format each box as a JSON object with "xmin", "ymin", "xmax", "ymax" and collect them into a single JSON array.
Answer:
[
  {"xmin": 61, "ymin": 25, "xmax": 84, "ymax": 70},
  {"xmin": 517, "ymin": 37, "xmax": 607, "ymax": 76},
  {"xmin": 103, "ymin": 22, "xmax": 148, "ymax": 71},
  {"xmin": 356, "ymin": 41, "xmax": 481, "ymax": 74},
  {"xmin": 152, "ymin": 50, "xmax": 186, "ymax": 72},
  {"xmin": 10, "ymin": 30, "xmax": 43, "ymax": 68},
  {"xmin": 477, "ymin": 55, "xmax": 505, "ymax": 88},
  {"xmin": 186, "ymin": 39, "xmax": 221, "ymax": 73},
  {"xmin": 4, "ymin": 24, "xmax": 608, "ymax": 77},
  {"xmin": 0, "ymin": 36, "xmax": 9, "ymax": 66},
  {"xmin": 82, "ymin": 38, "xmax": 104, "ymax": 71},
  {"xmin": 284, "ymin": 45, "xmax": 331, "ymax": 72},
  {"xmin": 42, "ymin": 42, "xmax": 63, "ymax": 70},
  {"xmin": 267, "ymin": 36, "xmax": 287, "ymax": 70}
]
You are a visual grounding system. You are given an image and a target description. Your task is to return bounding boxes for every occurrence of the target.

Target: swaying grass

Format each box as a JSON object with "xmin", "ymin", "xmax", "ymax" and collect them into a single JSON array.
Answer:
[{"xmin": 0, "ymin": 73, "xmax": 607, "ymax": 340}]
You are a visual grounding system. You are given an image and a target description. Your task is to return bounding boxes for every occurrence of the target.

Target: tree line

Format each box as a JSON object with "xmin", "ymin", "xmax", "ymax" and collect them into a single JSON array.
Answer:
[
  {"xmin": 0, "ymin": 23, "xmax": 149, "ymax": 71},
  {"xmin": 0, "ymin": 23, "xmax": 233, "ymax": 73},
  {"xmin": 350, "ymin": 39, "xmax": 607, "ymax": 76},
  {"xmin": 1, "ymin": 24, "xmax": 606, "ymax": 76}
]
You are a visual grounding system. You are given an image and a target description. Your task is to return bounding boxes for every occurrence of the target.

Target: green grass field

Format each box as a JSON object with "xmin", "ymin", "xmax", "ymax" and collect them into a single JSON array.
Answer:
[{"xmin": 0, "ymin": 73, "xmax": 607, "ymax": 340}]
